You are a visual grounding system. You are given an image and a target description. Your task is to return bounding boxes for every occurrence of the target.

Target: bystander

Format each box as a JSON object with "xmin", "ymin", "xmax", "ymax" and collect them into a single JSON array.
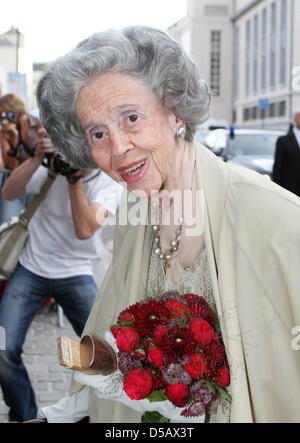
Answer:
[
  {"xmin": 0, "ymin": 94, "xmax": 42, "ymax": 223},
  {"xmin": 273, "ymin": 110, "xmax": 300, "ymax": 197},
  {"xmin": 0, "ymin": 127, "xmax": 121, "ymax": 422}
]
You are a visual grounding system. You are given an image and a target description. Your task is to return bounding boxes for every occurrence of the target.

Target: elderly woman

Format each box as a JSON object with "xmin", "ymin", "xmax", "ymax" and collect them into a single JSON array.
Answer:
[{"xmin": 36, "ymin": 26, "xmax": 300, "ymax": 423}]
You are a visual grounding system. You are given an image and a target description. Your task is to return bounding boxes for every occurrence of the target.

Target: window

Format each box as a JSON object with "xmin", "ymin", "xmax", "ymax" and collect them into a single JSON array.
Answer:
[
  {"xmin": 233, "ymin": 27, "xmax": 239, "ymax": 99},
  {"xmin": 210, "ymin": 31, "xmax": 221, "ymax": 96},
  {"xmin": 280, "ymin": 0, "xmax": 287, "ymax": 85},
  {"xmin": 243, "ymin": 108, "xmax": 250, "ymax": 121},
  {"xmin": 245, "ymin": 20, "xmax": 251, "ymax": 96},
  {"xmin": 270, "ymin": 2, "xmax": 277, "ymax": 88},
  {"xmin": 269, "ymin": 102, "xmax": 277, "ymax": 117},
  {"xmin": 260, "ymin": 108, "xmax": 266, "ymax": 119},
  {"xmin": 261, "ymin": 8, "xmax": 267, "ymax": 91},
  {"xmin": 251, "ymin": 106, "xmax": 258, "ymax": 120},
  {"xmin": 279, "ymin": 100, "xmax": 286, "ymax": 116},
  {"xmin": 253, "ymin": 15, "xmax": 258, "ymax": 94}
]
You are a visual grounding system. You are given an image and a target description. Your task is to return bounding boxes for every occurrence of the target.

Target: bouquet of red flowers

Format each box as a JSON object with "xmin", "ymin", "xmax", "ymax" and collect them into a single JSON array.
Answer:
[{"xmin": 110, "ymin": 291, "xmax": 231, "ymax": 420}]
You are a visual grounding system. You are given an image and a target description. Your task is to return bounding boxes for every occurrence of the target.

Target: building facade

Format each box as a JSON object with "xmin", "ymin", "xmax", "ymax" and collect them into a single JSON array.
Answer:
[
  {"xmin": 0, "ymin": 26, "xmax": 34, "ymax": 108},
  {"xmin": 168, "ymin": 0, "xmax": 234, "ymax": 126},
  {"xmin": 0, "ymin": 27, "xmax": 25, "ymax": 75},
  {"xmin": 232, "ymin": 0, "xmax": 300, "ymax": 130},
  {"xmin": 168, "ymin": 0, "xmax": 300, "ymax": 130}
]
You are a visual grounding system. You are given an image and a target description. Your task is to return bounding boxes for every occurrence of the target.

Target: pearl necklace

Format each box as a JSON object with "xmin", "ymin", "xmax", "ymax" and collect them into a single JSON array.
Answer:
[{"xmin": 152, "ymin": 217, "xmax": 184, "ymax": 269}]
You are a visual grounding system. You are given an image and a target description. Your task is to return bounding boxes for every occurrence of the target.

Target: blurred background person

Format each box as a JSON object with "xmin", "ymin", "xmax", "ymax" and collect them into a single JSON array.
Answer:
[
  {"xmin": 0, "ymin": 94, "xmax": 41, "ymax": 223},
  {"xmin": 273, "ymin": 110, "xmax": 300, "ymax": 197},
  {"xmin": 0, "ymin": 126, "xmax": 121, "ymax": 422}
]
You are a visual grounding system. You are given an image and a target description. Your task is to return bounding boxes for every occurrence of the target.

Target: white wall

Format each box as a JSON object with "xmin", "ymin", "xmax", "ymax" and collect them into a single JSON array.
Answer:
[
  {"xmin": 0, "ymin": 66, "xmax": 7, "ymax": 95},
  {"xmin": 0, "ymin": 46, "xmax": 17, "ymax": 74},
  {"xmin": 234, "ymin": 0, "xmax": 254, "ymax": 13},
  {"xmin": 169, "ymin": 0, "xmax": 234, "ymax": 123},
  {"xmin": 0, "ymin": 32, "xmax": 33, "ymax": 109}
]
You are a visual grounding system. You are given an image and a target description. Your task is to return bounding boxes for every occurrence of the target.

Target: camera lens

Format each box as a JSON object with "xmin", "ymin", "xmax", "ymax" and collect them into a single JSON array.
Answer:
[{"xmin": 1, "ymin": 112, "xmax": 18, "ymax": 123}]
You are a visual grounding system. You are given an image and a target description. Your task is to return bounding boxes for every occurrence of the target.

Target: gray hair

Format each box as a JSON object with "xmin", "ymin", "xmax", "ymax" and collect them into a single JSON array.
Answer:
[{"xmin": 37, "ymin": 26, "xmax": 211, "ymax": 168}]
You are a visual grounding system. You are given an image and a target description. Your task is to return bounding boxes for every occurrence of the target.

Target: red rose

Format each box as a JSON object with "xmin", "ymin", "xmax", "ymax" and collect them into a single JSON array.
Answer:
[
  {"xmin": 215, "ymin": 366, "xmax": 230, "ymax": 387},
  {"xmin": 110, "ymin": 326, "xmax": 123, "ymax": 338},
  {"xmin": 123, "ymin": 369, "xmax": 153, "ymax": 400},
  {"xmin": 147, "ymin": 346, "xmax": 165, "ymax": 367},
  {"xmin": 184, "ymin": 353, "xmax": 206, "ymax": 379},
  {"xmin": 165, "ymin": 383, "xmax": 189, "ymax": 407},
  {"xmin": 165, "ymin": 300, "xmax": 186, "ymax": 318},
  {"xmin": 189, "ymin": 318, "xmax": 214, "ymax": 348},
  {"xmin": 116, "ymin": 328, "xmax": 140, "ymax": 353}
]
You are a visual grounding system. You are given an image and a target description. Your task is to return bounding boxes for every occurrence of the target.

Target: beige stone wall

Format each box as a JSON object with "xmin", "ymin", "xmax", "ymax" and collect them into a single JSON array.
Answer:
[{"xmin": 168, "ymin": 0, "xmax": 234, "ymax": 124}]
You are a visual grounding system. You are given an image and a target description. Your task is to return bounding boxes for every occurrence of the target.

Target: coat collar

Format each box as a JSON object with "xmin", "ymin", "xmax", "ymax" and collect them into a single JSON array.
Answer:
[{"xmin": 195, "ymin": 141, "xmax": 231, "ymax": 262}]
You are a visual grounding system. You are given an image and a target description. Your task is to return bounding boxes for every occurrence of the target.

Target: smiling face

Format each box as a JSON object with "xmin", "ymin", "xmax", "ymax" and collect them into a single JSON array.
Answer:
[{"xmin": 76, "ymin": 72, "xmax": 182, "ymax": 197}]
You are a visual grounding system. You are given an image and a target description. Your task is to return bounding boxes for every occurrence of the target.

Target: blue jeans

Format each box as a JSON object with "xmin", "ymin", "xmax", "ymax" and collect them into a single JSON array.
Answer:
[
  {"xmin": 0, "ymin": 264, "xmax": 97, "ymax": 421},
  {"xmin": 0, "ymin": 195, "xmax": 34, "ymax": 224}
]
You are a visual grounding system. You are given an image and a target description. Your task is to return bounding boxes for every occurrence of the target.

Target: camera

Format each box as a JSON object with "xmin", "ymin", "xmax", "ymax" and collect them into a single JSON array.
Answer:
[
  {"xmin": 43, "ymin": 153, "xmax": 79, "ymax": 177},
  {"xmin": 1, "ymin": 111, "xmax": 18, "ymax": 123}
]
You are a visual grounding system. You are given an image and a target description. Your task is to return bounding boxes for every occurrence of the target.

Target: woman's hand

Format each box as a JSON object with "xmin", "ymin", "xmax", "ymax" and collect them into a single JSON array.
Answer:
[
  {"xmin": 35, "ymin": 127, "xmax": 53, "ymax": 162},
  {"xmin": 1, "ymin": 120, "xmax": 19, "ymax": 148}
]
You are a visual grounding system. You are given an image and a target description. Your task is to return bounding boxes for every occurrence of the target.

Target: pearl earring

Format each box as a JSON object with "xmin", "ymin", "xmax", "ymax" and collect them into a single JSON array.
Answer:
[{"xmin": 176, "ymin": 125, "xmax": 187, "ymax": 139}]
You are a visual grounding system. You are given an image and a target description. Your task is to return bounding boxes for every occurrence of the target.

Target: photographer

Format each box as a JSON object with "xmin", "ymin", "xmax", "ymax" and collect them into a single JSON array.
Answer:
[
  {"xmin": 0, "ymin": 94, "xmax": 41, "ymax": 223},
  {"xmin": 0, "ymin": 127, "xmax": 121, "ymax": 422}
]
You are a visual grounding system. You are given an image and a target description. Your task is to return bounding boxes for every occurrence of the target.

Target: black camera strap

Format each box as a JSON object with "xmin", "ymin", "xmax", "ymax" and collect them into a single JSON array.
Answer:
[
  {"xmin": 16, "ymin": 122, "xmax": 36, "ymax": 158},
  {"xmin": 6, "ymin": 138, "xmax": 18, "ymax": 157}
]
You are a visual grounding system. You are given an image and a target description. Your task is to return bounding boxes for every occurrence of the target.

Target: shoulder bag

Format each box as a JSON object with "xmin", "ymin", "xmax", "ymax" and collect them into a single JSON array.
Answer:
[{"xmin": 0, "ymin": 170, "xmax": 56, "ymax": 279}]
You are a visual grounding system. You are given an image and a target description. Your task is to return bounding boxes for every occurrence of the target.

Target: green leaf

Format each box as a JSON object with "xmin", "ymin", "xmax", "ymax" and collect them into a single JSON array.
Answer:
[
  {"xmin": 215, "ymin": 385, "xmax": 232, "ymax": 403},
  {"xmin": 118, "ymin": 320, "xmax": 134, "ymax": 326},
  {"xmin": 204, "ymin": 380, "xmax": 215, "ymax": 394},
  {"xmin": 141, "ymin": 411, "xmax": 170, "ymax": 423},
  {"xmin": 147, "ymin": 389, "xmax": 168, "ymax": 403}
]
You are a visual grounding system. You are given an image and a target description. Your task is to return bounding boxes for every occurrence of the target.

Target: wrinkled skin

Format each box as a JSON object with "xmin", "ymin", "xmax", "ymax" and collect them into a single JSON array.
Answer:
[{"xmin": 76, "ymin": 72, "xmax": 185, "ymax": 199}]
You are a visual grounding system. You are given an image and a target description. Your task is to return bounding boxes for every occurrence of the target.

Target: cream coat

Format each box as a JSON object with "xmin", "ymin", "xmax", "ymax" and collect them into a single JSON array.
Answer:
[{"xmin": 69, "ymin": 142, "xmax": 300, "ymax": 423}]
